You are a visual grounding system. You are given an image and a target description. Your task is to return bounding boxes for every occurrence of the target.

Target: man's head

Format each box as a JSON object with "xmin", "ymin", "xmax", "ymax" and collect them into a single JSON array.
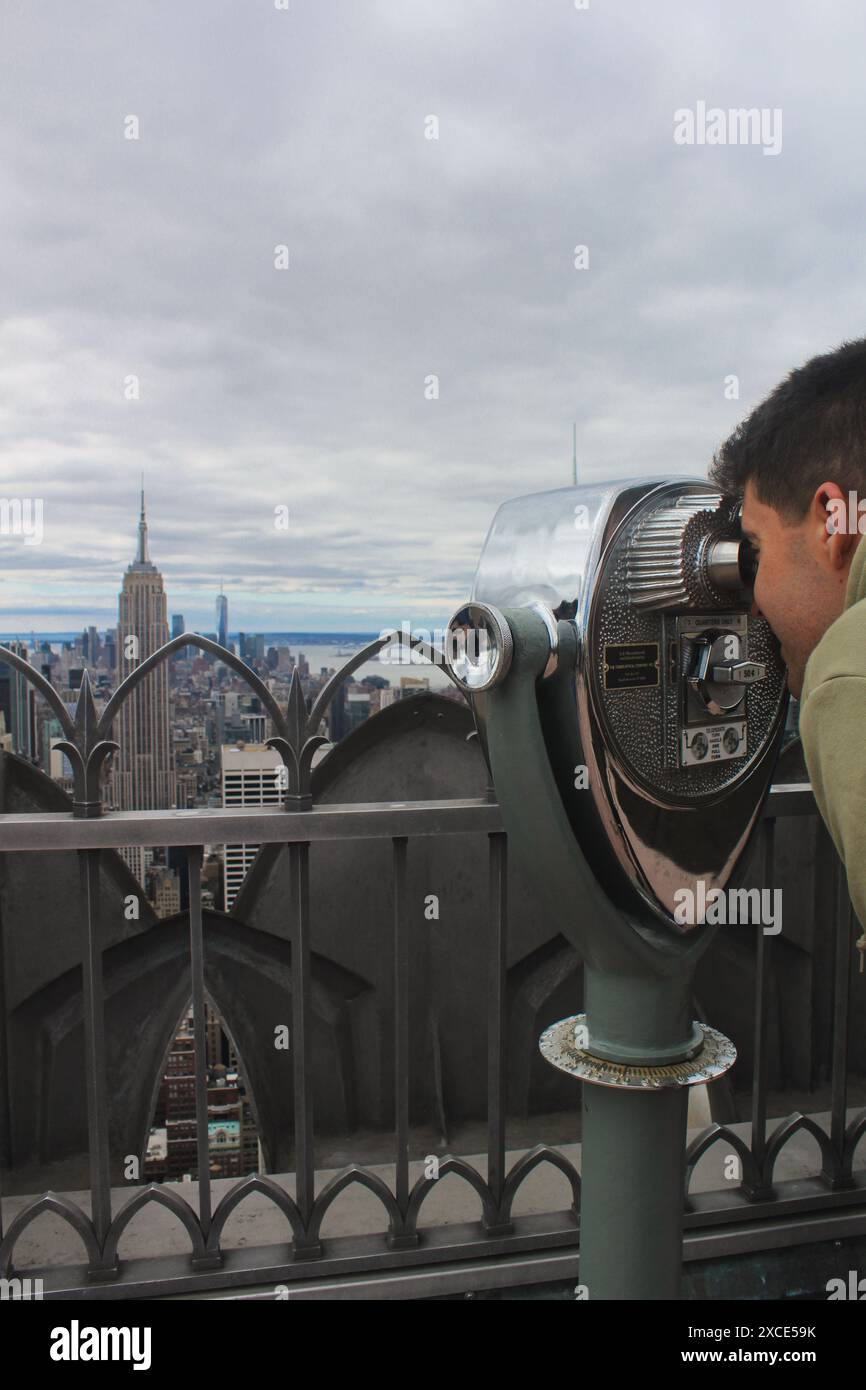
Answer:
[{"xmin": 709, "ymin": 338, "xmax": 866, "ymax": 698}]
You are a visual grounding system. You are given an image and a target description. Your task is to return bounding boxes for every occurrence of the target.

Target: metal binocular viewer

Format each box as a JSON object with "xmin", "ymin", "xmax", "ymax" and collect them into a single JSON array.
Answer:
[{"xmin": 443, "ymin": 477, "xmax": 789, "ymax": 1299}]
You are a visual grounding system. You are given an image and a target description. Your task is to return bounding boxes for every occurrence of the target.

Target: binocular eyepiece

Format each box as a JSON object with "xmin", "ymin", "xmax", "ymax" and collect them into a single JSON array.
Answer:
[{"xmin": 703, "ymin": 505, "xmax": 759, "ymax": 596}]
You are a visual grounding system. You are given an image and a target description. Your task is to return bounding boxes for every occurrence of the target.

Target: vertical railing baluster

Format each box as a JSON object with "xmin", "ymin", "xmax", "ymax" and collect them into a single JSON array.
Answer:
[
  {"xmin": 78, "ymin": 848, "xmax": 114, "ymax": 1272},
  {"xmin": 289, "ymin": 839, "xmax": 317, "ymax": 1253},
  {"xmin": 827, "ymin": 854, "xmax": 854, "ymax": 1184},
  {"xmin": 185, "ymin": 845, "xmax": 212, "ymax": 1236},
  {"xmin": 393, "ymin": 838, "xmax": 410, "ymax": 1223},
  {"xmin": 749, "ymin": 820, "xmax": 773, "ymax": 1192},
  {"xmin": 486, "ymin": 831, "xmax": 510, "ymax": 1231},
  {"xmin": 0, "ymin": 881, "xmax": 8, "ymax": 1247}
]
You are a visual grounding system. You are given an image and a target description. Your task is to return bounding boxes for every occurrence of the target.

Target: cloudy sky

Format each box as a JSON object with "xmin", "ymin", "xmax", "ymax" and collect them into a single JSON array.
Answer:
[{"xmin": 1, "ymin": 0, "xmax": 865, "ymax": 634}]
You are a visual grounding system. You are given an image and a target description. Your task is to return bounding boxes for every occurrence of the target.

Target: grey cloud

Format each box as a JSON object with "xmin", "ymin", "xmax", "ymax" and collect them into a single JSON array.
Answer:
[{"xmin": 1, "ymin": 0, "xmax": 864, "ymax": 629}]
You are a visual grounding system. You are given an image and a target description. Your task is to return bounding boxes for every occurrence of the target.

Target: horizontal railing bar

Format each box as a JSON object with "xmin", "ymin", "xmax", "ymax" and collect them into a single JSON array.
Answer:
[
  {"xmin": 0, "ymin": 799, "xmax": 505, "ymax": 852},
  {"xmin": 683, "ymin": 1204, "xmax": 866, "ymax": 1263},
  {"xmin": 761, "ymin": 783, "xmax": 816, "ymax": 817},
  {"xmin": 0, "ymin": 784, "xmax": 815, "ymax": 853},
  {"xmin": 209, "ymin": 1250, "xmax": 583, "ymax": 1300},
  {"xmin": 33, "ymin": 1211, "xmax": 581, "ymax": 1299},
  {"xmin": 20, "ymin": 1176, "xmax": 866, "ymax": 1300},
  {"xmin": 685, "ymin": 1173, "xmax": 866, "ymax": 1225}
]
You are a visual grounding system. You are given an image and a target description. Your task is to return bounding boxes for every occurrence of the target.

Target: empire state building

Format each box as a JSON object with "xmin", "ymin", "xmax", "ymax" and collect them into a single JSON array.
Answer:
[{"xmin": 113, "ymin": 490, "xmax": 176, "ymax": 879}]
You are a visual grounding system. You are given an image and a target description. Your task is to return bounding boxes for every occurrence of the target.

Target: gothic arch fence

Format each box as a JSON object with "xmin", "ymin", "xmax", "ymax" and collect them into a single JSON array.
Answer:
[{"xmin": 0, "ymin": 635, "xmax": 863, "ymax": 1298}]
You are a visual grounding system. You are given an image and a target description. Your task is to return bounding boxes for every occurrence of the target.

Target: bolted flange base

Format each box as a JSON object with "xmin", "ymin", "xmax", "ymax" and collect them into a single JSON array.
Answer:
[{"xmin": 539, "ymin": 1014, "xmax": 736, "ymax": 1089}]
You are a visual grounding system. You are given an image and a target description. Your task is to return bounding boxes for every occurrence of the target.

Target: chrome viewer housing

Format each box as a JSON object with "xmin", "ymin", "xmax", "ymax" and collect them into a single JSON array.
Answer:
[{"xmin": 459, "ymin": 477, "xmax": 789, "ymax": 929}]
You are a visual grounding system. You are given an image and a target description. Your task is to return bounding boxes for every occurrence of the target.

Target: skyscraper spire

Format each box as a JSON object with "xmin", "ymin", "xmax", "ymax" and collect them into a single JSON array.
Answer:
[{"xmin": 137, "ymin": 477, "xmax": 149, "ymax": 565}]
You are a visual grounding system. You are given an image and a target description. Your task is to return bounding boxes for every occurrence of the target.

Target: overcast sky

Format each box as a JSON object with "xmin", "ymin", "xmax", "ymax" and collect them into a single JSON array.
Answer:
[{"xmin": 1, "ymin": 0, "xmax": 865, "ymax": 634}]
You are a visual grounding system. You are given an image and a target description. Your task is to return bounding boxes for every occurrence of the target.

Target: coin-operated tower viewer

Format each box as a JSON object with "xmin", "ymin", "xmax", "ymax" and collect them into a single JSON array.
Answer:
[{"xmin": 443, "ymin": 478, "xmax": 788, "ymax": 1301}]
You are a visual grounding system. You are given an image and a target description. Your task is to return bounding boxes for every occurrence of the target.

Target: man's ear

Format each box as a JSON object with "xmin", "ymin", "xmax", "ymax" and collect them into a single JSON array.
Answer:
[{"xmin": 812, "ymin": 481, "xmax": 860, "ymax": 571}]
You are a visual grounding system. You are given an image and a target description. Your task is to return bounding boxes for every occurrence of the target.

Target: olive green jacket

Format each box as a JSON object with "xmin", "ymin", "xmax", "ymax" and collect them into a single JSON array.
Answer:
[{"xmin": 799, "ymin": 536, "xmax": 866, "ymax": 936}]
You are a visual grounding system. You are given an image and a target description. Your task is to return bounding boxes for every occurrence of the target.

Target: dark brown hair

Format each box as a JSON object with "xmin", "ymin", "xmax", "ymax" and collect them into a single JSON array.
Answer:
[{"xmin": 709, "ymin": 337, "xmax": 866, "ymax": 520}]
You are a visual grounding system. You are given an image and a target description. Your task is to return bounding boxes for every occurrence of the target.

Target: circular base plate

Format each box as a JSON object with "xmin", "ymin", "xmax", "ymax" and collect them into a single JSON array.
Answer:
[{"xmin": 539, "ymin": 1014, "xmax": 736, "ymax": 1089}]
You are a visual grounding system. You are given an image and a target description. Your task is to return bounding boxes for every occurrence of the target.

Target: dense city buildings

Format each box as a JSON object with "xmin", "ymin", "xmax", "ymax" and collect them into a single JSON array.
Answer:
[
  {"xmin": 221, "ymin": 741, "xmax": 282, "ymax": 911},
  {"xmin": 144, "ymin": 1004, "xmax": 261, "ymax": 1182},
  {"xmin": 0, "ymin": 639, "xmax": 37, "ymax": 759},
  {"xmin": 150, "ymin": 864, "xmax": 182, "ymax": 919},
  {"xmin": 0, "ymin": 497, "xmax": 458, "ymax": 1184}
]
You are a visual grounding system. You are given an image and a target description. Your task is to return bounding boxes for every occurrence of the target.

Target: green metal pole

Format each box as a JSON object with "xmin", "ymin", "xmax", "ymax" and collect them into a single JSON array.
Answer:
[
  {"xmin": 476, "ymin": 607, "xmax": 729, "ymax": 1300},
  {"xmin": 579, "ymin": 1081, "xmax": 688, "ymax": 1300}
]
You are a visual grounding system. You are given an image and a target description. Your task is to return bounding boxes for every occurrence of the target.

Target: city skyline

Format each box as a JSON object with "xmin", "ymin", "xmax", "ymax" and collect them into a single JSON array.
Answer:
[
  {"xmin": 0, "ymin": 486, "xmax": 458, "ymax": 638},
  {"xmin": 0, "ymin": 480, "xmax": 467, "ymax": 636}
]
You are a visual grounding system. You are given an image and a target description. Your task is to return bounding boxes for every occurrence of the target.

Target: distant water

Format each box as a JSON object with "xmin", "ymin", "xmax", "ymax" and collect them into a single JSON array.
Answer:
[
  {"xmin": 285, "ymin": 641, "xmax": 452, "ymax": 690},
  {"xmin": 0, "ymin": 631, "xmax": 454, "ymax": 690}
]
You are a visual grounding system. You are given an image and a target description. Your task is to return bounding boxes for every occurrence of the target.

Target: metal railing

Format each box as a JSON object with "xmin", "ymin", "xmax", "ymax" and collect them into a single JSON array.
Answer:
[
  {"xmin": 683, "ymin": 797, "xmax": 866, "ymax": 1256},
  {"xmin": 0, "ymin": 637, "xmax": 863, "ymax": 1299}
]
